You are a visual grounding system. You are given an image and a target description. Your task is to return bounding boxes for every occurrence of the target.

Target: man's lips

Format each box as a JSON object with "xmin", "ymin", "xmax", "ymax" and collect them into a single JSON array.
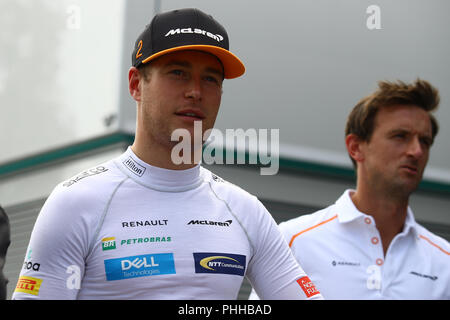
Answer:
[
  {"xmin": 174, "ymin": 109, "xmax": 205, "ymax": 120},
  {"xmin": 400, "ymin": 164, "xmax": 418, "ymax": 174}
]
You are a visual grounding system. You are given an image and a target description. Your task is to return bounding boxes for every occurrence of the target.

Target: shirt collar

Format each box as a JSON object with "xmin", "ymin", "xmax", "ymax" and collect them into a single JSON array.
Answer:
[
  {"xmin": 335, "ymin": 189, "xmax": 419, "ymax": 237},
  {"xmin": 114, "ymin": 146, "xmax": 204, "ymax": 192},
  {"xmin": 334, "ymin": 190, "xmax": 365, "ymax": 223},
  {"xmin": 403, "ymin": 207, "xmax": 420, "ymax": 238}
]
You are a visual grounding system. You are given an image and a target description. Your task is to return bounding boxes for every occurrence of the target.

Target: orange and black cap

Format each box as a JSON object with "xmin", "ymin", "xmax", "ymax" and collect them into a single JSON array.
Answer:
[{"xmin": 132, "ymin": 8, "xmax": 245, "ymax": 79}]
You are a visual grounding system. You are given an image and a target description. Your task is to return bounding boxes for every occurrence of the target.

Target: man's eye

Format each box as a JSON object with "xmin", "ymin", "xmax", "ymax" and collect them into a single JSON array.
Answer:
[
  {"xmin": 204, "ymin": 75, "xmax": 221, "ymax": 85},
  {"xmin": 170, "ymin": 69, "xmax": 185, "ymax": 77},
  {"xmin": 420, "ymin": 138, "xmax": 432, "ymax": 147}
]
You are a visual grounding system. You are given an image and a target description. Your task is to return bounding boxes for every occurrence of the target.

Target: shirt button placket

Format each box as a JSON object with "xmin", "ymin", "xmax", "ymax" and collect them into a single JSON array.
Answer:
[{"xmin": 364, "ymin": 217, "xmax": 384, "ymax": 267}]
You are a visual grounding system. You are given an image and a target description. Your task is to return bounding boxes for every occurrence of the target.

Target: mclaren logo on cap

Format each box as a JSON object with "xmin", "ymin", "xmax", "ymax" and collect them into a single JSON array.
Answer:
[{"xmin": 165, "ymin": 28, "xmax": 224, "ymax": 42}]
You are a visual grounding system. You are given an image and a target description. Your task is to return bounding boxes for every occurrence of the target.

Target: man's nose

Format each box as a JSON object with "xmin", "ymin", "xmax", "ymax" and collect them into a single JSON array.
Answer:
[
  {"xmin": 407, "ymin": 136, "xmax": 425, "ymax": 159},
  {"xmin": 184, "ymin": 77, "xmax": 202, "ymax": 101}
]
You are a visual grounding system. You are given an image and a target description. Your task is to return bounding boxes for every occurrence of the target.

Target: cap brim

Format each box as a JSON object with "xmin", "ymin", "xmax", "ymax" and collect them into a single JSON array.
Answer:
[{"xmin": 141, "ymin": 45, "xmax": 245, "ymax": 79}]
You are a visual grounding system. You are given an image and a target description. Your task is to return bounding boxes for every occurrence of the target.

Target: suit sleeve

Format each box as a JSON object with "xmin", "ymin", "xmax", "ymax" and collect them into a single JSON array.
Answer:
[{"xmin": 12, "ymin": 186, "xmax": 99, "ymax": 299}]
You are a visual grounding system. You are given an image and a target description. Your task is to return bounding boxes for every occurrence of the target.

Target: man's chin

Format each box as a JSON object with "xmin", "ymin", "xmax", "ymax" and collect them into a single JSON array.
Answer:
[{"xmin": 392, "ymin": 179, "xmax": 421, "ymax": 197}]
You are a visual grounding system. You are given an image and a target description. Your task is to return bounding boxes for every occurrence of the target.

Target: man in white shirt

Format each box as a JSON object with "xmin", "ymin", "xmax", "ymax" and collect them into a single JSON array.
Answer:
[
  {"xmin": 250, "ymin": 79, "xmax": 449, "ymax": 299},
  {"xmin": 13, "ymin": 8, "xmax": 321, "ymax": 300}
]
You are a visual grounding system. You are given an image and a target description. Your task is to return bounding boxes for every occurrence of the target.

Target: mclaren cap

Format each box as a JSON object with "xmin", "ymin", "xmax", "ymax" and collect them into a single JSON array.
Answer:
[{"xmin": 132, "ymin": 8, "xmax": 245, "ymax": 79}]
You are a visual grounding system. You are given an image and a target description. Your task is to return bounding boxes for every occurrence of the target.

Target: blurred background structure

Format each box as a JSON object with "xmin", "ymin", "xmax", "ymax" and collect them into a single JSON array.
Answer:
[{"xmin": 1, "ymin": 0, "xmax": 449, "ymax": 299}]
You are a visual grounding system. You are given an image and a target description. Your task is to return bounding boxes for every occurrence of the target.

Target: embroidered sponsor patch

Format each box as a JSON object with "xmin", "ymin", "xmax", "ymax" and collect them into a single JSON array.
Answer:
[
  {"xmin": 15, "ymin": 276, "xmax": 43, "ymax": 296},
  {"xmin": 123, "ymin": 157, "xmax": 146, "ymax": 177},
  {"xmin": 297, "ymin": 276, "xmax": 320, "ymax": 298},
  {"xmin": 63, "ymin": 166, "xmax": 108, "ymax": 187},
  {"xmin": 193, "ymin": 253, "xmax": 246, "ymax": 276},
  {"xmin": 102, "ymin": 237, "xmax": 116, "ymax": 251},
  {"xmin": 104, "ymin": 253, "xmax": 176, "ymax": 281}
]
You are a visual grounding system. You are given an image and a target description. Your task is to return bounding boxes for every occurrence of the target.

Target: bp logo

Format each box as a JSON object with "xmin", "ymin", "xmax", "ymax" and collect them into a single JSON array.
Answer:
[{"xmin": 102, "ymin": 237, "xmax": 116, "ymax": 251}]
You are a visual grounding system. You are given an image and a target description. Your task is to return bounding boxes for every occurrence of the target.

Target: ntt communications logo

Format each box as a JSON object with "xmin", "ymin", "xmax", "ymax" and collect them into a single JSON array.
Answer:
[{"xmin": 194, "ymin": 252, "xmax": 246, "ymax": 276}]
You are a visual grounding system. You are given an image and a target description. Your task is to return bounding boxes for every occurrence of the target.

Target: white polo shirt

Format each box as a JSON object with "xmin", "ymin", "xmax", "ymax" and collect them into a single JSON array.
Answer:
[{"xmin": 250, "ymin": 190, "xmax": 449, "ymax": 300}]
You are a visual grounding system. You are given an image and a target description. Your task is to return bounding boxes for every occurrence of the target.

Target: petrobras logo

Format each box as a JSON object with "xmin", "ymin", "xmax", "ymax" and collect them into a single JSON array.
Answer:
[
  {"xmin": 104, "ymin": 253, "xmax": 175, "ymax": 281},
  {"xmin": 102, "ymin": 237, "xmax": 116, "ymax": 251},
  {"xmin": 165, "ymin": 28, "xmax": 224, "ymax": 42},
  {"xmin": 193, "ymin": 252, "xmax": 246, "ymax": 276},
  {"xmin": 120, "ymin": 236, "xmax": 172, "ymax": 246}
]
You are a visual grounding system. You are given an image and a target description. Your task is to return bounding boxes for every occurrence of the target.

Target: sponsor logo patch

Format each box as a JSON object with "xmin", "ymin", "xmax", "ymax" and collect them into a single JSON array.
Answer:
[
  {"xmin": 123, "ymin": 157, "xmax": 146, "ymax": 177},
  {"xmin": 165, "ymin": 28, "xmax": 224, "ymax": 42},
  {"xmin": 104, "ymin": 253, "xmax": 175, "ymax": 281},
  {"xmin": 187, "ymin": 219, "xmax": 232, "ymax": 227},
  {"xmin": 122, "ymin": 220, "xmax": 168, "ymax": 228},
  {"xmin": 120, "ymin": 236, "xmax": 172, "ymax": 246},
  {"xmin": 410, "ymin": 271, "xmax": 438, "ymax": 281},
  {"xmin": 63, "ymin": 166, "xmax": 108, "ymax": 187},
  {"xmin": 23, "ymin": 261, "xmax": 40, "ymax": 271},
  {"xmin": 331, "ymin": 260, "xmax": 360, "ymax": 267},
  {"xmin": 15, "ymin": 276, "xmax": 43, "ymax": 296},
  {"xmin": 102, "ymin": 237, "xmax": 116, "ymax": 251},
  {"xmin": 297, "ymin": 276, "xmax": 320, "ymax": 298},
  {"xmin": 193, "ymin": 253, "xmax": 246, "ymax": 276}
]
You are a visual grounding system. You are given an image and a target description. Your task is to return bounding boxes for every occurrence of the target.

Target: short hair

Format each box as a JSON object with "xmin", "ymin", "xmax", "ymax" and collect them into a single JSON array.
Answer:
[
  {"xmin": 345, "ymin": 78, "xmax": 440, "ymax": 167},
  {"xmin": 137, "ymin": 63, "xmax": 153, "ymax": 82}
]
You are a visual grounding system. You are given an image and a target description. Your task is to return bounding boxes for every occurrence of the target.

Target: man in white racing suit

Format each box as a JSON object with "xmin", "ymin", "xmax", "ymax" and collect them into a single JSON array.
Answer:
[{"xmin": 13, "ymin": 8, "xmax": 322, "ymax": 300}]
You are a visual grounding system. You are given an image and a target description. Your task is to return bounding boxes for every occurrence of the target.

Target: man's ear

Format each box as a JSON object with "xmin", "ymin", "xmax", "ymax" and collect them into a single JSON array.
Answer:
[
  {"xmin": 128, "ymin": 67, "xmax": 142, "ymax": 102},
  {"xmin": 345, "ymin": 133, "xmax": 365, "ymax": 164}
]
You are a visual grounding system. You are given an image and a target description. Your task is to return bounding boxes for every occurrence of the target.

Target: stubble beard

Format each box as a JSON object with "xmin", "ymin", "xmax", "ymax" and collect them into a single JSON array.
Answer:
[{"xmin": 373, "ymin": 168, "xmax": 422, "ymax": 202}]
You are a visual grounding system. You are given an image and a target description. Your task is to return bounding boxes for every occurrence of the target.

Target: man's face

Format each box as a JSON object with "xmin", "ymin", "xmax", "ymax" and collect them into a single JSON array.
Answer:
[
  {"xmin": 137, "ymin": 50, "xmax": 223, "ymax": 150},
  {"xmin": 359, "ymin": 104, "xmax": 433, "ymax": 196}
]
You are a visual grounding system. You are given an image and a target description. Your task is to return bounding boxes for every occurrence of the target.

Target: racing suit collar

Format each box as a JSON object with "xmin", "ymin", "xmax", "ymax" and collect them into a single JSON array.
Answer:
[{"xmin": 115, "ymin": 147, "xmax": 204, "ymax": 192}]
